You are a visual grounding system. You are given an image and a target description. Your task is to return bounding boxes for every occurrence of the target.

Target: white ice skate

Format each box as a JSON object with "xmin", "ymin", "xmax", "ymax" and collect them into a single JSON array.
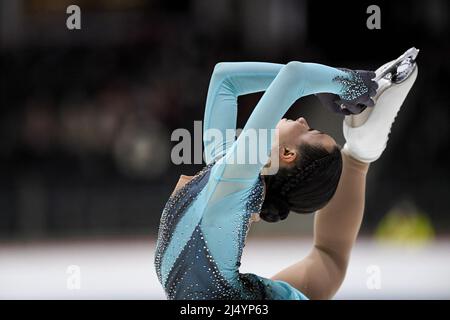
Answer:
[{"xmin": 343, "ymin": 47, "xmax": 419, "ymax": 163}]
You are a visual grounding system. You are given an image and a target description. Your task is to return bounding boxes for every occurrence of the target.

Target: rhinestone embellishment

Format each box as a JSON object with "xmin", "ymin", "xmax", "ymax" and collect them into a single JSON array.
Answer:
[{"xmin": 333, "ymin": 70, "xmax": 369, "ymax": 101}]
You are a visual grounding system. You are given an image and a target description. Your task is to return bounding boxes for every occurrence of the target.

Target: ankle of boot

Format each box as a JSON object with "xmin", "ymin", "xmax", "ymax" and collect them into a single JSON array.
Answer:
[{"xmin": 342, "ymin": 143, "xmax": 379, "ymax": 165}]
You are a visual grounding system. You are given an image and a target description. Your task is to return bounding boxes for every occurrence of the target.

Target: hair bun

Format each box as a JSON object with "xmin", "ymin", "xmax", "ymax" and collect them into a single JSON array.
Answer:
[{"xmin": 260, "ymin": 196, "xmax": 290, "ymax": 223}]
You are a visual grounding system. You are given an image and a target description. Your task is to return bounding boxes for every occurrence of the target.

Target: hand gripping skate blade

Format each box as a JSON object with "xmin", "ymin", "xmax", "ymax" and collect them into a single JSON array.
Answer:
[
  {"xmin": 345, "ymin": 47, "xmax": 419, "ymax": 128},
  {"xmin": 374, "ymin": 47, "xmax": 420, "ymax": 82}
]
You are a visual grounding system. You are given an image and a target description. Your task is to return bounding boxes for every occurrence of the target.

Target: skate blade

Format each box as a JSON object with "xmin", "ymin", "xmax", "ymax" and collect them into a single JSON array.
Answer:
[
  {"xmin": 344, "ymin": 48, "xmax": 419, "ymax": 128},
  {"xmin": 374, "ymin": 47, "xmax": 419, "ymax": 83}
]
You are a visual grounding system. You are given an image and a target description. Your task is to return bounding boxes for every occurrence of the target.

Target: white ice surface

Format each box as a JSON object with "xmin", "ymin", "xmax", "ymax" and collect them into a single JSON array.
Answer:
[{"xmin": 0, "ymin": 238, "xmax": 449, "ymax": 299}]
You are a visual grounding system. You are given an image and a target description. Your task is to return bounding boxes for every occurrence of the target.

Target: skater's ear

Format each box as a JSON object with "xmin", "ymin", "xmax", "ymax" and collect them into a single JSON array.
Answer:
[{"xmin": 279, "ymin": 145, "xmax": 298, "ymax": 165}]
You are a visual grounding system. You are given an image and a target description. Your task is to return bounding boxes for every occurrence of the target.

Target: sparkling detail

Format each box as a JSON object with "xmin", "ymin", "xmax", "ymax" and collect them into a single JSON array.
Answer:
[
  {"xmin": 154, "ymin": 162, "xmax": 214, "ymax": 285},
  {"xmin": 333, "ymin": 70, "xmax": 369, "ymax": 101},
  {"xmin": 154, "ymin": 161, "xmax": 274, "ymax": 299}
]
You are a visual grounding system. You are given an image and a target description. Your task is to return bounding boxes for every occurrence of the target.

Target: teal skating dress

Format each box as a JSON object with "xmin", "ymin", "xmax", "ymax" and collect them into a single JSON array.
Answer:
[{"xmin": 155, "ymin": 61, "xmax": 370, "ymax": 299}]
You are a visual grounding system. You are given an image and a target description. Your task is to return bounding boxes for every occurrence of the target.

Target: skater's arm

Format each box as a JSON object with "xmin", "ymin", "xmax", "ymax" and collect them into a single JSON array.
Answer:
[
  {"xmin": 212, "ymin": 61, "xmax": 352, "ymax": 182},
  {"xmin": 271, "ymin": 151, "xmax": 369, "ymax": 299},
  {"xmin": 203, "ymin": 61, "xmax": 356, "ymax": 165},
  {"xmin": 203, "ymin": 62, "xmax": 285, "ymax": 164}
]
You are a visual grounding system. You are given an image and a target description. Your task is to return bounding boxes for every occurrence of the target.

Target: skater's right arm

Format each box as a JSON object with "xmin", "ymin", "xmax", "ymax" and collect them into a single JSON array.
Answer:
[{"xmin": 270, "ymin": 151, "xmax": 369, "ymax": 299}]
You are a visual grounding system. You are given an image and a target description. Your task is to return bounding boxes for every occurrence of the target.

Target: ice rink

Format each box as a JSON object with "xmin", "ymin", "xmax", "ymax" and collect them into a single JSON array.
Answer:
[{"xmin": 1, "ymin": 237, "xmax": 449, "ymax": 299}]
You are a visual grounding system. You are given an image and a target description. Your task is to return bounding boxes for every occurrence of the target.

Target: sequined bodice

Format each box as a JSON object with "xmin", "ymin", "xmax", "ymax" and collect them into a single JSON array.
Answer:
[{"xmin": 154, "ymin": 163, "xmax": 268, "ymax": 299}]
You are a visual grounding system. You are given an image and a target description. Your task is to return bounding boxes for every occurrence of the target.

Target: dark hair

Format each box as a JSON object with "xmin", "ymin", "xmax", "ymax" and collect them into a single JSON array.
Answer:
[{"xmin": 260, "ymin": 144, "xmax": 343, "ymax": 222}]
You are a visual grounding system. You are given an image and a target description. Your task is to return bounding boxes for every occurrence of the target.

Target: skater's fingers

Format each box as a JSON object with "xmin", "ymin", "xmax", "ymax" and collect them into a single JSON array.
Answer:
[
  {"xmin": 345, "ymin": 103, "xmax": 364, "ymax": 114},
  {"xmin": 357, "ymin": 70, "xmax": 376, "ymax": 81},
  {"xmin": 334, "ymin": 99, "xmax": 348, "ymax": 110},
  {"xmin": 329, "ymin": 104, "xmax": 342, "ymax": 114},
  {"xmin": 341, "ymin": 108, "xmax": 352, "ymax": 115},
  {"xmin": 317, "ymin": 93, "xmax": 344, "ymax": 114},
  {"xmin": 368, "ymin": 86, "xmax": 377, "ymax": 97},
  {"xmin": 370, "ymin": 79, "xmax": 379, "ymax": 93},
  {"xmin": 335, "ymin": 99, "xmax": 363, "ymax": 115},
  {"xmin": 365, "ymin": 98, "xmax": 375, "ymax": 108},
  {"xmin": 367, "ymin": 71, "xmax": 376, "ymax": 80},
  {"xmin": 367, "ymin": 78, "xmax": 378, "ymax": 96}
]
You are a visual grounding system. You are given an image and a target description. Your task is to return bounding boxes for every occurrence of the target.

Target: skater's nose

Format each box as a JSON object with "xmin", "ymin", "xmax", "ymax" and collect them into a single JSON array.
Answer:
[{"xmin": 296, "ymin": 117, "xmax": 309, "ymax": 128}]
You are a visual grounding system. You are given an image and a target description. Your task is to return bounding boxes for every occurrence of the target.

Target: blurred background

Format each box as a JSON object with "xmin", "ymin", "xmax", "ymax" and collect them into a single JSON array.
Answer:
[{"xmin": 0, "ymin": 0, "xmax": 449, "ymax": 299}]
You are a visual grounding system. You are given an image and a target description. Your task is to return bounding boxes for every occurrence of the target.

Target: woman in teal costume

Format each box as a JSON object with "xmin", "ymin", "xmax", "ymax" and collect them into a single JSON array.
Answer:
[{"xmin": 155, "ymin": 53, "xmax": 418, "ymax": 299}]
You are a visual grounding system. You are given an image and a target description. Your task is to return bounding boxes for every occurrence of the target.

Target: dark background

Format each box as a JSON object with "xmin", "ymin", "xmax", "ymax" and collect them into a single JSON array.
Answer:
[{"xmin": 1, "ymin": 0, "xmax": 449, "ymax": 240}]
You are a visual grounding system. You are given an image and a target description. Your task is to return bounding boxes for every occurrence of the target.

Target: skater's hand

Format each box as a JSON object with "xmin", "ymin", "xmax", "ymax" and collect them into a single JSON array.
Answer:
[
  {"xmin": 315, "ymin": 92, "xmax": 368, "ymax": 115},
  {"xmin": 336, "ymin": 68, "xmax": 378, "ymax": 109},
  {"xmin": 318, "ymin": 69, "xmax": 378, "ymax": 115}
]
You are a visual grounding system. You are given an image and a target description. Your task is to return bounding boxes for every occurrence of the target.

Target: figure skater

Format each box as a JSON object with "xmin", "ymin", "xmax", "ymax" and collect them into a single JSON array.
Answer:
[{"xmin": 154, "ymin": 48, "xmax": 418, "ymax": 300}]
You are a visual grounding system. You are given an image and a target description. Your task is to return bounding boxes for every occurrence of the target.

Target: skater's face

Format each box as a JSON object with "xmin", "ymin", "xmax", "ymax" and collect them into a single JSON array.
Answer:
[{"xmin": 274, "ymin": 117, "xmax": 337, "ymax": 167}]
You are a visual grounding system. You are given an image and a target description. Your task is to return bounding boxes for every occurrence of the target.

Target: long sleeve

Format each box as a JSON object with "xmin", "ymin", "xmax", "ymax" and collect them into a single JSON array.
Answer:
[
  {"xmin": 208, "ymin": 61, "xmax": 347, "ymax": 184},
  {"xmin": 203, "ymin": 62, "xmax": 285, "ymax": 165},
  {"xmin": 203, "ymin": 62, "xmax": 347, "ymax": 166}
]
